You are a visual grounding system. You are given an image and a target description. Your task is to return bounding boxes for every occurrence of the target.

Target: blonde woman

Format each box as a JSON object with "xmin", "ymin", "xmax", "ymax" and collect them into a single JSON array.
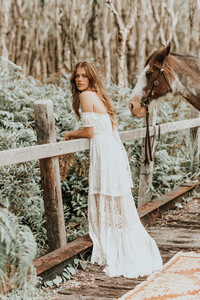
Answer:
[{"xmin": 64, "ymin": 61, "xmax": 163, "ymax": 278}]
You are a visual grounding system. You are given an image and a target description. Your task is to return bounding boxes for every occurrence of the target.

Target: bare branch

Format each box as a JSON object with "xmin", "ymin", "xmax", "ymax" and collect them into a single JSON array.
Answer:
[{"xmin": 105, "ymin": 0, "xmax": 124, "ymax": 32}]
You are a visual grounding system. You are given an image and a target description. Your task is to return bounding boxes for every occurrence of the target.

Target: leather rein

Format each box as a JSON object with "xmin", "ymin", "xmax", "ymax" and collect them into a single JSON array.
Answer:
[{"xmin": 140, "ymin": 62, "xmax": 172, "ymax": 165}]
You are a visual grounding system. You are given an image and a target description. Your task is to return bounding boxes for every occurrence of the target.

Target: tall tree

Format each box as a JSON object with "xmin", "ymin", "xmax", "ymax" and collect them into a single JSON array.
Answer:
[
  {"xmin": 0, "ymin": 0, "xmax": 11, "ymax": 58},
  {"xmin": 100, "ymin": 2, "xmax": 112, "ymax": 81},
  {"xmin": 135, "ymin": 0, "xmax": 147, "ymax": 77},
  {"xmin": 106, "ymin": 0, "xmax": 137, "ymax": 87},
  {"xmin": 189, "ymin": 0, "xmax": 200, "ymax": 55}
]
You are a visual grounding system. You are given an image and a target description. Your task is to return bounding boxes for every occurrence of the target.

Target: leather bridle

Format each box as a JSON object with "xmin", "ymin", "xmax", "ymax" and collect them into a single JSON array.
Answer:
[{"xmin": 141, "ymin": 62, "xmax": 172, "ymax": 165}]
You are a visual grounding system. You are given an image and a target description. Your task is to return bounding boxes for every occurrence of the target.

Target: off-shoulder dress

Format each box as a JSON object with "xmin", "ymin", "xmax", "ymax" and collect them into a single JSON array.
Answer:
[{"xmin": 81, "ymin": 112, "xmax": 163, "ymax": 278}]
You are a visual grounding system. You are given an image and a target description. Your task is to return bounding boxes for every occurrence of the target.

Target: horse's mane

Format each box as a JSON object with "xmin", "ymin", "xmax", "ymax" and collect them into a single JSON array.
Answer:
[
  {"xmin": 171, "ymin": 52, "xmax": 200, "ymax": 60},
  {"xmin": 145, "ymin": 51, "xmax": 200, "ymax": 67}
]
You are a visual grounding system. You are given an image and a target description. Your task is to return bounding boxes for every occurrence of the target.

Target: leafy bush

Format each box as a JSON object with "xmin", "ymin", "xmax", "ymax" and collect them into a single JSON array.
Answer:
[
  {"xmin": 0, "ymin": 207, "xmax": 37, "ymax": 295},
  {"xmin": 152, "ymin": 97, "xmax": 199, "ymax": 197},
  {"xmin": 44, "ymin": 257, "xmax": 88, "ymax": 289}
]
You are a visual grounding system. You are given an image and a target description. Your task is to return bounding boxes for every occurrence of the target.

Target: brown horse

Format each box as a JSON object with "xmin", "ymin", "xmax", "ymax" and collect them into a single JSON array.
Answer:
[{"xmin": 129, "ymin": 44, "xmax": 200, "ymax": 118}]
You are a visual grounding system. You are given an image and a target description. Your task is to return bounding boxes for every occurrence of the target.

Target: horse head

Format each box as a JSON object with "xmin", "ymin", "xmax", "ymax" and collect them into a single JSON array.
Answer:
[{"xmin": 129, "ymin": 44, "xmax": 173, "ymax": 118}]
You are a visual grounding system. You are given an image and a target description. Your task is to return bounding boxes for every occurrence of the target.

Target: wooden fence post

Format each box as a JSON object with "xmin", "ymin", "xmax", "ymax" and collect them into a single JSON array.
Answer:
[
  {"xmin": 138, "ymin": 101, "xmax": 157, "ymax": 207},
  {"xmin": 34, "ymin": 99, "xmax": 66, "ymax": 251},
  {"xmin": 190, "ymin": 107, "xmax": 200, "ymax": 176}
]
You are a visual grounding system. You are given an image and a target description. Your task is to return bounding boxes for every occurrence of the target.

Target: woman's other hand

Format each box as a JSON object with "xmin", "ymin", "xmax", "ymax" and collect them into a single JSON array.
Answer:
[{"xmin": 63, "ymin": 131, "xmax": 72, "ymax": 141}]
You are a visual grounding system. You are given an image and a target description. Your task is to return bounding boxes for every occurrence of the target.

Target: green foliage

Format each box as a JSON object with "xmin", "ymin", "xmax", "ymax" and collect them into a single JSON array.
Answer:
[
  {"xmin": 0, "ymin": 162, "xmax": 46, "ymax": 254},
  {"xmin": 0, "ymin": 58, "xmax": 76, "ymax": 256},
  {"xmin": 0, "ymin": 57, "xmax": 76, "ymax": 297},
  {"xmin": 65, "ymin": 216, "xmax": 89, "ymax": 243},
  {"xmin": 43, "ymin": 257, "xmax": 88, "ymax": 289},
  {"xmin": 0, "ymin": 207, "xmax": 37, "ymax": 294},
  {"xmin": 152, "ymin": 97, "xmax": 199, "ymax": 198}
]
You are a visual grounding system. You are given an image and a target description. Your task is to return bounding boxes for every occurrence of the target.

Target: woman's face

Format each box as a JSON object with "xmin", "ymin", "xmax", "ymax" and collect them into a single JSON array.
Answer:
[{"xmin": 75, "ymin": 67, "xmax": 90, "ymax": 92}]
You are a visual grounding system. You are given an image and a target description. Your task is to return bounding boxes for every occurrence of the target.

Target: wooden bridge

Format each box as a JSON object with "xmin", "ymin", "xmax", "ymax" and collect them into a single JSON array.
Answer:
[{"xmin": 1, "ymin": 99, "xmax": 200, "ymax": 298}]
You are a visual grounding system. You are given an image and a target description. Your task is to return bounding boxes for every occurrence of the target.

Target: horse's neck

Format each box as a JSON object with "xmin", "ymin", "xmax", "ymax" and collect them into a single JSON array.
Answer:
[{"xmin": 169, "ymin": 55, "xmax": 200, "ymax": 111}]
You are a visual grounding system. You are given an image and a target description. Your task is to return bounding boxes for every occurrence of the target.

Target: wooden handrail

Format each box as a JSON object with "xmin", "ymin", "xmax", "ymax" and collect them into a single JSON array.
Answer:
[{"xmin": 0, "ymin": 117, "xmax": 200, "ymax": 167}]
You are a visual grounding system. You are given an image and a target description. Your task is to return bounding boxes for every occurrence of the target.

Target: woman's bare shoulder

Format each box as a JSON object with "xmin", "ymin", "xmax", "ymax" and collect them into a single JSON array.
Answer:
[
  {"xmin": 80, "ymin": 91, "xmax": 96, "ymax": 112},
  {"xmin": 80, "ymin": 91, "xmax": 96, "ymax": 100},
  {"xmin": 80, "ymin": 91, "xmax": 106, "ymax": 113}
]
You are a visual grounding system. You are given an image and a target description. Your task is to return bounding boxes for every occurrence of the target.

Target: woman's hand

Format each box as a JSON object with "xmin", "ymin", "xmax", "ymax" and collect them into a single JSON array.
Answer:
[{"xmin": 63, "ymin": 131, "xmax": 72, "ymax": 141}]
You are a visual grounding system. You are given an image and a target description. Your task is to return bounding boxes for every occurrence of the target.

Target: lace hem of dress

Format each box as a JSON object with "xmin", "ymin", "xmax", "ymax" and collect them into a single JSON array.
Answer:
[{"xmin": 88, "ymin": 193, "xmax": 163, "ymax": 278}]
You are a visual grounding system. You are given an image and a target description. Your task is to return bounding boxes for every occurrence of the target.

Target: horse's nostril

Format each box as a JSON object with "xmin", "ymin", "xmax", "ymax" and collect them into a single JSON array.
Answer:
[{"xmin": 130, "ymin": 103, "xmax": 134, "ymax": 110}]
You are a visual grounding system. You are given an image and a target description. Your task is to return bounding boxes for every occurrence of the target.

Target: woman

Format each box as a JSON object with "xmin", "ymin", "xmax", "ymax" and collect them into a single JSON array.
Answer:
[{"xmin": 64, "ymin": 61, "xmax": 163, "ymax": 278}]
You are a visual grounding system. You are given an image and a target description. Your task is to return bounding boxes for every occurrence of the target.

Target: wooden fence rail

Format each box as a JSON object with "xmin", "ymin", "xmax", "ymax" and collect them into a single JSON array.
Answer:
[
  {"xmin": 1, "ymin": 117, "xmax": 200, "ymax": 167},
  {"xmin": 1, "ymin": 99, "xmax": 200, "ymax": 251}
]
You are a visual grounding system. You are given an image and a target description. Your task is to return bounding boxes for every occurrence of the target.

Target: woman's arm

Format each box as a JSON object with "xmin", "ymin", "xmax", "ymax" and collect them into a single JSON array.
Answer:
[{"xmin": 64, "ymin": 127, "xmax": 94, "ymax": 140}]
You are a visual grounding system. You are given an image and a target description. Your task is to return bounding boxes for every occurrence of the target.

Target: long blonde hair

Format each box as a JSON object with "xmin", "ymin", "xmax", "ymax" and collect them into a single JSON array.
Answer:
[{"xmin": 70, "ymin": 61, "xmax": 116, "ymax": 128}]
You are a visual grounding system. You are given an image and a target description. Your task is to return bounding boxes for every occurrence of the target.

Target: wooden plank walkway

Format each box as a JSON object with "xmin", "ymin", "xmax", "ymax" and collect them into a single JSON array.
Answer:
[{"xmin": 51, "ymin": 193, "xmax": 200, "ymax": 300}]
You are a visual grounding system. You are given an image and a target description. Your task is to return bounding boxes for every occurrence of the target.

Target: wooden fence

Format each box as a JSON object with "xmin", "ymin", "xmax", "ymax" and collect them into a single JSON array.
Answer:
[{"xmin": 0, "ymin": 99, "xmax": 199, "ymax": 251}]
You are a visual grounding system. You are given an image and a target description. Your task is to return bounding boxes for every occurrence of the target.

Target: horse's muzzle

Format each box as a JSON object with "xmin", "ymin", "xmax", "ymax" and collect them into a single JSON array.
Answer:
[{"xmin": 129, "ymin": 97, "xmax": 147, "ymax": 118}]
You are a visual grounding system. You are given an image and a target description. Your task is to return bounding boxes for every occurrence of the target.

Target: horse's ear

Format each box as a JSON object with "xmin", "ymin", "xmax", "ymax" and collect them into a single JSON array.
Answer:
[{"xmin": 157, "ymin": 43, "xmax": 171, "ymax": 63}]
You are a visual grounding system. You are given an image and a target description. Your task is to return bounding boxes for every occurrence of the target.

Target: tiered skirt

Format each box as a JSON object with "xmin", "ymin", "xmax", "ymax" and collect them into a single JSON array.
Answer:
[{"xmin": 88, "ymin": 132, "xmax": 163, "ymax": 278}]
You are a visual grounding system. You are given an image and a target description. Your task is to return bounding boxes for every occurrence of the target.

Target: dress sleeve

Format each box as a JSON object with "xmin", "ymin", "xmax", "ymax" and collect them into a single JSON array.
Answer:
[{"xmin": 81, "ymin": 113, "xmax": 95, "ymax": 127}]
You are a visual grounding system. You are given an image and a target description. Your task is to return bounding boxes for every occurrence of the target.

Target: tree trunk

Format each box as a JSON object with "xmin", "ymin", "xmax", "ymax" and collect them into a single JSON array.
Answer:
[
  {"xmin": 0, "ymin": 0, "xmax": 12, "ymax": 58},
  {"xmin": 91, "ymin": 0, "xmax": 99, "ymax": 61},
  {"xmin": 55, "ymin": 0, "xmax": 63, "ymax": 71},
  {"xmin": 106, "ymin": 0, "xmax": 137, "ymax": 87},
  {"xmin": 135, "ymin": 0, "xmax": 147, "ymax": 77},
  {"xmin": 100, "ymin": 2, "xmax": 111, "ymax": 82},
  {"xmin": 127, "ymin": 29, "xmax": 136, "ymax": 87},
  {"xmin": 189, "ymin": 0, "xmax": 200, "ymax": 56}
]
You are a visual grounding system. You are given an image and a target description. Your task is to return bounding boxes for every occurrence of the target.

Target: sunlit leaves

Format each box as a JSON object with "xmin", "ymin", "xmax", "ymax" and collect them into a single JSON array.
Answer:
[{"xmin": 43, "ymin": 258, "xmax": 88, "ymax": 288}]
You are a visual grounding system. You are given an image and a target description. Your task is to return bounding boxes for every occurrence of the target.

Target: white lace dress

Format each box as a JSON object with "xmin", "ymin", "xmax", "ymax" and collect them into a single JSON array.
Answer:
[{"xmin": 81, "ymin": 112, "xmax": 163, "ymax": 278}]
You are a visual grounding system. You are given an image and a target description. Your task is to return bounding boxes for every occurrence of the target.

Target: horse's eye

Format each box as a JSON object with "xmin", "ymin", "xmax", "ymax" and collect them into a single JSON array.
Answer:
[{"xmin": 146, "ymin": 71, "xmax": 153, "ymax": 78}]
